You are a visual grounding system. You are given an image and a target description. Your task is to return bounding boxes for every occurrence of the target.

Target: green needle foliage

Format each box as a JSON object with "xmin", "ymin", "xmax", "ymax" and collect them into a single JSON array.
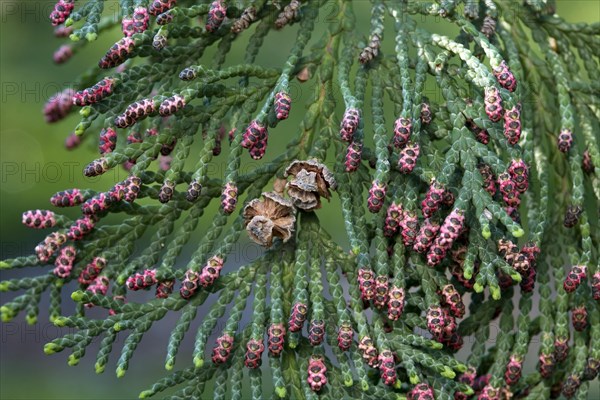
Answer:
[{"xmin": 2, "ymin": 0, "xmax": 600, "ymax": 399}]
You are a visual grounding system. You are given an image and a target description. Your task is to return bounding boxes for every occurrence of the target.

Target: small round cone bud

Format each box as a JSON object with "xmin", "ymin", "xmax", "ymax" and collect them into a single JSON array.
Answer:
[
  {"xmin": 407, "ymin": 383, "xmax": 435, "ymax": 400},
  {"xmin": 267, "ymin": 323, "xmax": 286, "ymax": 356},
  {"xmin": 179, "ymin": 270, "xmax": 199, "ymax": 299},
  {"xmin": 493, "ymin": 61, "xmax": 517, "ymax": 92},
  {"xmin": 206, "ymin": 1, "xmax": 227, "ymax": 33},
  {"xmin": 337, "ymin": 323, "xmax": 353, "ymax": 351},
  {"xmin": 267, "ymin": 324, "xmax": 285, "ymax": 357},
  {"xmin": 274, "ymin": 91, "xmax": 292, "ymax": 120},
  {"xmin": 50, "ymin": 0, "xmax": 75, "ymax": 26},
  {"xmin": 344, "ymin": 141, "xmax": 362, "ymax": 172},
  {"xmin": 387, "ymin": 286, "xmax": 405, "ymax": 321},
  {"xmin": 149, "ymin": 0, "xmax": 177, "ymax": 16},
  {"xmin": 367, "ymin": 180, "xmax": 386, "ymax": 213},
  {"xmin": 211, "ymin": 333, "xmax": 234, "ymax": 364},
  {"xmin": 357, "ymin": 336, "xmax": 379, "ymax": 368},
  {"xmin": 244, "ymin": 338, "xmax": 264, "ymax": 369},
  {"xmin": 398, "ymin": 142, "xmax": 420, "ymax": 174},
  {"xmin": 288, "ymin": 303, "xmax": 308, "ymax": 332},
  {"xmin": 98, "ymin": 37, "xmax": 135, "ymax": 69},
  {"xmin": 393, "ymin": 117, "xmax": 412, "ymax": 148},
  {"xmin": 307, "ymin": 355, "xmax": 327, "ymax": 392},
  {"xmin": 308, "ymin": 320, "xmax": 325, "ymax": 346},
  {"xmin": 339, "ymin": 108, "xmax": 360, "ymax": 142},
  {"xmin": 484, "ymin": 86, "xmax": 503, "ymax": 122},
  {"xmin": 557, "ymin": 129, "xmax": 573, "ymax": 153},
  {"xmin": 22, "ymin": 210, "xmax": 56, "ymax": 229}
]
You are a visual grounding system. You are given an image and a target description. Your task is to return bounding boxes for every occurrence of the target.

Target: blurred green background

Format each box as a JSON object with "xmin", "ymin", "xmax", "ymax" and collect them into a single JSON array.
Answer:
[{"xmin": 1, "ymin": 1, "xmax": 599, "ymax": 399}]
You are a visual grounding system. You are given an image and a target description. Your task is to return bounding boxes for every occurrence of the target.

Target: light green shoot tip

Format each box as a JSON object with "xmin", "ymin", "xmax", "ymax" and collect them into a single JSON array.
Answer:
[
  {"xmin": 194, "ymin": 357, "xmax": 204, "ymax": 368},
  {"xmin": 86, "ymin": 32, "xmax": 98, "ymax": 42},
  {"xmin": 69, "ymin": 33, "xmax": 80, "ymax": 42},
  {"xmin": 360, "ymin": 380, "xmax": 369, "ymax": 392},
  {"xmin": 68, "ymin": 354, "xmax": 80, "ymax": 366},
  {"xmin": 432, "ymin": 342, "xmax": 443, "ymax": 349},
  {"xmin": 456, "ymin": 363, "xmax": 468, "ymax": 373},
  {"xmin": 351, "ymin": 246, "xmax": 360, "ymax": 255},
  {"xmin": 95, "ymin": 363, "xmax": 105, "ymax": 374},
  {"xmin": 139, "ymin": 390, "xmax": 152, "ymax": 399},
  {"xmin": 473, "ymin": 282, "xmax": 484, "ymax": 293},
  {"xmin": 116, "ymin": 366, "xmax": 126, "ymax": 378},
  {"xmin": 393, "ymin": 380, "xmax": 402, "ymax": 389},
  {"xmin": 75, "ymin": 125, "xmax": 85, "ymax": 136},
  {"xmin": 114, "ymin": 323, "xmax": 122, "ymax": 332},
  {"xmin": 44, "ymin": 343, "xmax": 58, "ymax": 355},
  {"xmin": 0, "ymin": 261, "xmax": 9, "ymax": 269},
  {"xmin": 165, "ymin": 360, "xmax": 174, "ymax": 370},
  {"xmin": 71, "ymin": 290, "xmax": 85, "ymax": 302},
  {"xmin": 26, "ymin": 315, "xmax": 37, "ymax": 325},
  {"xmin": 512, "ymin": 227, "xmax": 524, "ymax": 238},
  {"xmin": 441, "ymin": 367, "xmax": 456, "ymax": 379},
  {"xmin": 344, "ymin": 378, "xmax": 354, "ymax": 387},
  {"xmin": 409, "ymin": 374, "xmax": 420, "ymax": 385},
  {"xmin": 490, "ymin": 286, "xmax": 501, "ymax": 300},
  {"xmin": 0, "ymin": 306, "xmax": 13, "ymax": 322},
  {"xmin": 464, "ymin": 386, "xmax": 475, "ymax": 395},
  {"xmin": 1, "ymin": 314, "xmax": 12, "ymax": 322},
  {"xmin": 65, "ymin": 18, "xmax": 73, "ymax": 27},
  {"xmin": 510, "ymin": 272, "xmax": 522, "ymax": 283},
  {"xmin": 275, "ymin": 387, "xmax": 287, "ymax": 397},
  {"xmin": 288, "ymin": 342, "xmax": 297, "ymax": 349},
  {"xmin": 79, "ymin": 107, "xmax": 91, "ymax": 117},
  {"xmin": 54, "ymin": 316, "xmax": 68, "ymax": 327},
  {"xmin": 482, "ymin": 226, "xmax": 491, "ymax": 239},
  {"xmin": 0, "ymin": 282, "xmax": 9, "ymax": 292},
  {"xmin": 463, "ymin": 270, "xmax": 472, "ymax": 280}
]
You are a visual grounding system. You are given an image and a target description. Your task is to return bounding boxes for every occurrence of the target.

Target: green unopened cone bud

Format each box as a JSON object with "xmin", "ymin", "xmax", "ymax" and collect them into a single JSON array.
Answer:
[
  {"xmin": 441, "ymin": 367, "xmax": 455, "ymax": 379},
  {"xmin": 360, "ymin": 380, "xmax": 369, "ymax": 391},
  {"xmin": 512, "ymin": 228, "xmax": 524, "ymax": 237},
  {"xmin": 275, "ymin": 387, "xmax": 287, "ymax": 397},
  {"xmin": 86, "ymin": 33, "xmax": 98, "ymax": 42},
  {"xmin": 26, "ymin": 315, "xmax": 37, "ymax": 325},
  {"xmin": 70, "ymin": 34, "xmax": 80, "ymax": 42},
  {"xmin": 71, "ymin": 290, "xmax": 85, "ymax": 302},
  {"xmin": 194, "ymin": 357, "xmax": 204, "ymax": 368},
  {"xmin": 116, "ymin": 366, "xmax": 126, "ymax": 378},
  {"xmin": 44, "ymin": 343, "xmax": 59, "ymax": 355},
  {"xmin": 139, "ymin": 390, "xmax": 152, "ymax": 399},
  {"xmin": 482, "ymin": 225, "xmax": 491, "ymax": 239},
  {"xmin": 68, "ymin": 354, "xmax": 79, "ymax": 366},
  {"xmin": 79, "ymin": 107, "xmax": 91, "ymax": 117},
  {"xmin": 473, "ymin": 282, "xmax": 484, "ymax": 293},
  {"xmin": 95, "ymin": 363, "xmax": 105, "ymax": 374},
  {"xmin": 490, "ymin": 285, "xmax": 501, "ymax": 300},
  {"xmin": 510, "ymin": 271, "xmax": 522, "ymax": 282}
]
